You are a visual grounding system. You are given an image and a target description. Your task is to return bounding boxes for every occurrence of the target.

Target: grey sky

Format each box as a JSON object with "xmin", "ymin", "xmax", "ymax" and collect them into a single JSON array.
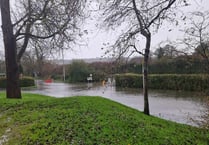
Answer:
[
  {"xmin": 64, "ymin": 0, "xmax": 209, "ymax": 59},
  {"xmin": 0, "ymin": 0, "xmax": 209, "ymax": 59}
]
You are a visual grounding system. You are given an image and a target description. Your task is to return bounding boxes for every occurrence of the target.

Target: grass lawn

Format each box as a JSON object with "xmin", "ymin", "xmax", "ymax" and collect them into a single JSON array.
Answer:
[{"xmin": 0, "ymin": 93, "xmax": 208, "ymax": 145}]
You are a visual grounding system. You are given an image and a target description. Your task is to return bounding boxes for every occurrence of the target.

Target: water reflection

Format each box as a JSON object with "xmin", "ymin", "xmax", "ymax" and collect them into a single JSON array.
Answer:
[{"xmin": 26, "ymin": 80, "xmax": 207, "ymax": 126}]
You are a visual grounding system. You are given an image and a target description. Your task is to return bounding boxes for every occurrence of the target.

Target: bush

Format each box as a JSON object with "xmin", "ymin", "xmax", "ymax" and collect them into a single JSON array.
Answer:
[
  {"xmin": 67, "ymin": 60, "xmax": 108, "ymax": 83},
  {"xmin": 115, "ymin": 73, "xmax": 209, "ymax": 92},
  {"xmin": 0, "ymin": 77, "xmax": 7, "ymax": 88},
  {"xmin": 67, "ymin": 61, "xmax": 92, "ymax": 83},
  {"xmin": 0, "ymin": 76, "xmax": 35, "ymax": 88},
  {"xmin": 20, "ymin": 76, "xmax": 35, "ymax": 87},
  {"xmin": 115, "ymin": 73, "xmax": 143, "ymax": 88}
]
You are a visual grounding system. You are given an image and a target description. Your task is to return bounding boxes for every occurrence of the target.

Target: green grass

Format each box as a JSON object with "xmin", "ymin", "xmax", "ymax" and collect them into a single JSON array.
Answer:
[{"xmin": 0, "ymin": 93, "xmax": 208, "ymax": 145}]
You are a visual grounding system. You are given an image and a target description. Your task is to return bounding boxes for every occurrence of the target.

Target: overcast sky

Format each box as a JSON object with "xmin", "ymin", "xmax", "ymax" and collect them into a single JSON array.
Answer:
[
  {"xmin": 0, "ymin": 0, "xmax": 209, "ymax": 59},
  {"xmin": 63, "ymin": 0, "xmax": 209, "ymax": 59}
]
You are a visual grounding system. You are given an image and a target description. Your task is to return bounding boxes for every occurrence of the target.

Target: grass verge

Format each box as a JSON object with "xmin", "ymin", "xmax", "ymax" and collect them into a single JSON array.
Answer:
[{"xmin": 0, "ymin": 93, "xmax": 208, "ymax": 145}]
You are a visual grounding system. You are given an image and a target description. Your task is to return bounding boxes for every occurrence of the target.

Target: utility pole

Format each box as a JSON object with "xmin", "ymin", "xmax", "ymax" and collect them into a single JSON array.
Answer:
[{"xmin": 61, "ymin": 48, "xmax": 66, "ymax": 82}]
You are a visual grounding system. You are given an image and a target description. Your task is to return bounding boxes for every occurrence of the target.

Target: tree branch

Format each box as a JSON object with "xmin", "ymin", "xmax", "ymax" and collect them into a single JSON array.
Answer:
[{"xmin": 148, "ymin": 0, "xmax": 176, "ymax": 27}]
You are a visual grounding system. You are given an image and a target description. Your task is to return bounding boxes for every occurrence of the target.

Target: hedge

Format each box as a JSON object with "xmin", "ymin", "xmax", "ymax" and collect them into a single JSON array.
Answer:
[
  {"xmin": 115, "ymin": 73, "xmax": 209, "ymax": 92},
  {"xmin": 0, "ymin": 76, "xmax": 35, "ymax": 88}
]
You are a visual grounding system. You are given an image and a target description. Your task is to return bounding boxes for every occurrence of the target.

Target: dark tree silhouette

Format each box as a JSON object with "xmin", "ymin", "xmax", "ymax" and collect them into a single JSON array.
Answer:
[
  {"xmin": 183, "ymin": 11, "xmax": 209, "ymax": 72},
  {"xmin": 1, "ymin": 0, "xmax": 86, "ymax": 98},
  {"xmin": 0, "ymin": 0, "xmax": 21, "ymax": 98},
  {"xmin": 101, "ymin": 0, "xmax": 186, "ymax": 115}
]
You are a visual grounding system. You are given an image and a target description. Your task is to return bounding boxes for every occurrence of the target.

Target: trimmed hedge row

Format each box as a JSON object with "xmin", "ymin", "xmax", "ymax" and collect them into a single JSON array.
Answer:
[
  {"xmin": 115, "ymin": 73, "xmax": 143, "ymax": 88},
  {"xmin": 115, "ymin": 73, "xmax": 209, "ymax": 92},
  {"xmin": 0, "ymin": 76, "xmax": 35, "ymax": 88}
]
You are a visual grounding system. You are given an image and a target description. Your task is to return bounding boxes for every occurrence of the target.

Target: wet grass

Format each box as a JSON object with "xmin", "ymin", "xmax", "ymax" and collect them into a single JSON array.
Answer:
[{"xmin": 0, "ymin": 93, "xmax": 208, "ymax": 145}]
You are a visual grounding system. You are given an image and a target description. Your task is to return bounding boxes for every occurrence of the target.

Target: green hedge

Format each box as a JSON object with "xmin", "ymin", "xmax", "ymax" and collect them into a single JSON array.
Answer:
[
  {"xmin": 115, "ymin": 73, "xmax": 143, "ymax": 88},
  {"xmin": 0, "ymin": 76, "xmax": 35, "ymax": 88},
  {"xmin": 115, "ymin": 73, "xmax": 209, "ymax": 92}
]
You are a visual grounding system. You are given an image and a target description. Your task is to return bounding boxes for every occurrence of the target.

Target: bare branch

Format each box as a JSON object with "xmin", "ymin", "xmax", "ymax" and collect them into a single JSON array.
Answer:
[
  {"xmin": 12, "ymin": 0, "xmax": 86, "ymax": 61},
  {"xmin": 147, "ymin": 0, "xmax": 176, "ymax": 27},
  {"xmin": 128, "ymin": 44, "xmax": 144, "ymax": 56}
]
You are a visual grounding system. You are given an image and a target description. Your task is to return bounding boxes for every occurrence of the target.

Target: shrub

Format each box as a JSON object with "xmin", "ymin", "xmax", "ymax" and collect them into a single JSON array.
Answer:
[
  {"xmin": 0, "ymin": 76, "xmax": 35, "ymax": 88},
  {"xmin": 115, "ymin": 73, "xmax": 209, "ymax": 92},
  {"xmin": 0, "ymin": 77, "xmax": 7, "ymax": 88},
  {"xmin": 20, "ymin": 76, "xmax": 35, "ymax": 87},
  {"xmin": 115, "ymin": 73, "xmax": 143, "ymax": 88},
  {"xmin": 67, "ymin": 61, "xmax": 92, "ymax": 83}
]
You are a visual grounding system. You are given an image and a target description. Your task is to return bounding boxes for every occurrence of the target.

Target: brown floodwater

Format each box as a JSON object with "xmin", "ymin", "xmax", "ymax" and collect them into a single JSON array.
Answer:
[{"xmin": 26, "ymin": 80, "xmax": 207, "ymax": 127}]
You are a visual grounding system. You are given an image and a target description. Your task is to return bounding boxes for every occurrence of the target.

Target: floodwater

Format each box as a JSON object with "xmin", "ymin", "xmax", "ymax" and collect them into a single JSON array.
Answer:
[{"xmin": 26, "ymin": 80, "xmax": 207, "ymax": 126}]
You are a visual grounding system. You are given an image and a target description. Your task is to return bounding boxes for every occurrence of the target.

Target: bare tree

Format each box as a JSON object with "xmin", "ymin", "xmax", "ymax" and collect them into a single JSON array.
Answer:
[
  {"xmin": 13, "ymin": 0, "xmax": 85, "ymax": 66},
  {"xmin": 1, "ymin": 0, "xmax": 86, "ymax": 98},
  {"xmin": 182, "ymin": 11, "xmax": 209, "ymax": 72},
  {"xmin": 21, "ymin": 50, "xmax": 36, "ymax": 75},
  {"xmin": 154, "ymin": 41, "xmax": 183, "ymax": 59},
  {"xmin": 0, "ymin": 0, "xmax": 21, "ymax": 98},
  {"xmin": 101, "ymin": 0, "xmax": 187, "ymax": 115}
]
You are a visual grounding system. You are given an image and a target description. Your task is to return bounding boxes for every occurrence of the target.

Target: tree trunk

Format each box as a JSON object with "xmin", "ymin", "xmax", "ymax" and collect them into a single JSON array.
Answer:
[
  {"xmin": 143, "ymin": 33, "xmax": 151, "ymax": 115},
  {"xmin": 132, "ymin": 0, "xmax": 150, "ymax": 115},
  {"xmin": 0, "ymin": 0, "xmax": 22, "ymax": 99}
]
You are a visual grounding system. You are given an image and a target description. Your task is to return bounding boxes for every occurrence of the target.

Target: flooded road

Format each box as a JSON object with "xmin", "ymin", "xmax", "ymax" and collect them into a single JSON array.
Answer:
[{"xmin": 26, "ymin": 80, "xmax": 207, "ymax": 126}]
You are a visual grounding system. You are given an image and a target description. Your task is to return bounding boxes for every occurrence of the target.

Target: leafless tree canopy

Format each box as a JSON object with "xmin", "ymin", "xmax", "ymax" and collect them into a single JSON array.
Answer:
[
  {"xmin": 12, "ymin": 0, "xmax": 86, "ymax": 62},
  {"xmin": 100, "ymin": 0, "xmax": 186, "ymax": 115},
  {"xmin": 182, "ymin": 11, "xmax": 209, "ymax": 71},
  {"xmin": 183, "ymin": 11, "xmax": 209, "ymax": 48},
  {"xmin": 101, "ymin": 0, "xmax": 186, "ymax": 58},
  {"xmin": 1, "ymin": 0, "xmax": 86, "ymax": 98}
]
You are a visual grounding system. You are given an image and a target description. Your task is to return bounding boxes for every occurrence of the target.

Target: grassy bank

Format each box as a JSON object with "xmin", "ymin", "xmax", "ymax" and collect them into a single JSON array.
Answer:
[{"xmin": 0, "ymin": 93, "xmax": 208, "ymax": 145}]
